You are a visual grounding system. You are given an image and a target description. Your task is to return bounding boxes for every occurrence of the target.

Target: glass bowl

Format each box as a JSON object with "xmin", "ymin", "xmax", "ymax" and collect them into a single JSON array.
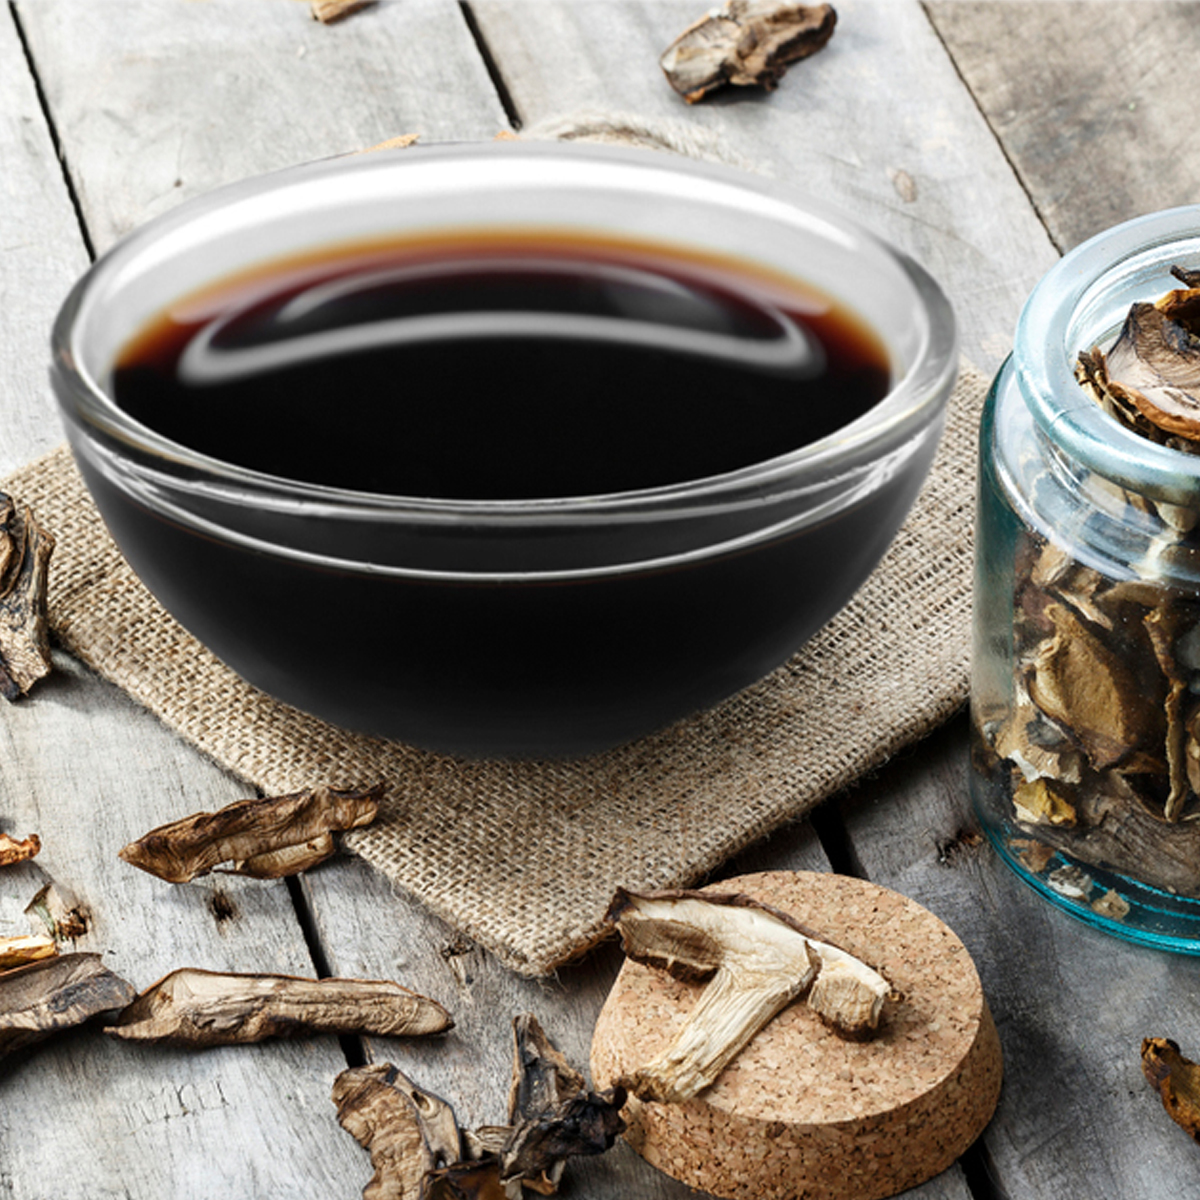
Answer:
[{"xmin": 51, "ymin": 142, "xmax": 957, "ymax": 758}]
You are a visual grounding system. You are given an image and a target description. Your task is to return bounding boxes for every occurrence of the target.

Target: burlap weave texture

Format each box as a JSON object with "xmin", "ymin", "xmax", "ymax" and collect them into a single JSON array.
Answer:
[{"xmin": 3, "ymin": 363, "xmax": 984, "ymax": 976}]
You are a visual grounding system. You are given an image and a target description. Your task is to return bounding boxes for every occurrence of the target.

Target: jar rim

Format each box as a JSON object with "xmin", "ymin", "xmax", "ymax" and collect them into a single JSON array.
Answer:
[{"xmin": 1015, "ymin": 204, "xmax": 1200, "ymax": 506}]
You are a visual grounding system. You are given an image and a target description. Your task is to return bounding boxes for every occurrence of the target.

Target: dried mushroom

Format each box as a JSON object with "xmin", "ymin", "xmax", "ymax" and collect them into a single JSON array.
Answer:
[
  {"xmin": 0, "ymin": 935, "xmax": 56, "ymax": 971},
  {"xmin": 0, "ymin": 832, "xmax": 40, "ymax": 867},
  {"xmin": 1077, "ymin": 267, "xmax": 1200, "ymax": 446},
  {"xmin": 423, "ymin": 1162, "xmax": 515, "ymax": 1200},
  {"xmin": 1011, "ymin": 777, "xmax": 1077, "ymax": 828},
  {"xmin": 660, "ymin": 1, "xmax": 836, "ymax": 103},
  {"xmin": 1025, "ymin": 602, "xmax": 1160, "ymax": 769},
  {"xmin": 496, "ymin": 1014, "xmax": 625, "ymax": 1194},
  {"xmin": 1142, "ymin": 1037, "xmax": 1200, "ymax": 1142},
  {"xmin": 606, "ymin": 887, "xmax": 891, "ymax": 1103},
  {"xmin": 105, "ymin": 968, "xmax": 452, "ymax": 1047},
  {"xmin": 0, "ymin": 494, "xmax": 54, "ymax": 700},
  {"xmin": 311, "ymin": 0, "xmax": 375, "ymax": 22},
  {"xmin": 1145, "ymin": 603, "xmax": 1192, "ymax": 819},
  {"xmin": 24, "ymin": 881, "xmax": 88, "ymax": 942},
  {"xmin": 119, "ymin": 782, "xmax": 382, "ymax": 882},
  {"xmin": 333, "ymin": 1063, "xmax": 462, "ymax": 1200},
  {"xmin": 1091, "ymin": 888, "xmax": 1130, "ymax": 920},
  {"xmin": 333, "ymin": 1016, "xmax": 624, "ymax": 1200},
  {"xmin": 1, "ymin": 953, "xmax": 135, "ymax": 1062}
]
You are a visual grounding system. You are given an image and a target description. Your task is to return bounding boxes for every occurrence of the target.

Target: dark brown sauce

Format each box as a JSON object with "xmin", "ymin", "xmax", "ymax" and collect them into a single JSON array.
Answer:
[{"xmin": 111, "ymin": 233, "xmax": 890, "ymax": 498}]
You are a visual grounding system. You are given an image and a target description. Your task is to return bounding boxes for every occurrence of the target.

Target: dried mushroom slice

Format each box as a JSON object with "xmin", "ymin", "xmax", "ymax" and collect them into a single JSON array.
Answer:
[
  {"xmin": 0, "ymin": 832, "xmax": 40, "ymax": 867},
  {"xmin": 1106, "ymin": 304, "xmax": 1200, "ymax": 441},
  {"xmin": 606, "ymin": 887, "xmax": 891, "ymax": 1102},
  {"xmin": 1001, "ymin": 765, "xmax": 1200, "ymax": 899},
  {"xmin": 0, "ymin": 934, "xmax": 57, "ymax": 971},
  {"xmin": 1092, "ymin": 889, "xmax": 1131, "ymax": 920},
  {"xmin": 992, "ymin": 678, "xmax": 1083, "ymax": 785},
  {"xmin": 311, "ymin": 0, "xmax": 375, "ymax": 22},
  {"xmin": 1144, "ymin": 604, "xmax": 1193, "ymax": 821},
  {"xmin": 1012, "ymin": 777, "xmax": 1077, "ymax": 828},
  {"xmin": 1076, "ymin": 346, "xmax": 1180, "ymax": 449},
  {"xmin": 503, "ymin": 1013, "xmax": 583, "ymax": 1194},
  {"xmin": 1142, "ymin": 1037, "xmax": 1200, "ymax": 1142},
  {"xmin": 333, "ymin": 1020, "xmax": 624, "ymax": 1200},
  {"xmin": 0, "ymin": 494, "xmax": 55, "ymax": 700},
  {"xmin": 1026, "ymin": 602, "xmax": 1161, "ymax": 769},
  {"xmin": 1077, "ymin": 264, "xmax": 1200, "ymax": 448},
  {"xmin": 119, "ymin": 782, "xmax": 382, "ymax": 882},
  {"xmin": 498, "ymin": 1090, "xmax": 626, "ymax": 1195},
  {"xmin": 105, "ymin": 968, "xmax": 452, "ymax": 1047},
  {"xmin": 24, "ymin": 881, "xmax": 88, "ymax": 942},
  {"xmin": 1186, "ymin": 701, "xmax": 1200, "ymax": 798},
  {"xmin": 660, "ymin": 1, "xmax": 836, "ymax": 103},
  {"xmin": 497, "ymin": 1014, "xmax": 625, "ymax": 1194},
  {"xmin": 333, "ymin": 1062, "xmax": 461, "ymax": 1200},
  {"xmin": 1, "ymin": 953, "xmax": 135, "ymax": 1062},
  {"xmin": 509, "ymin": 1012, "xmax": 585, "ymax": 1122},
  {"xmin": 423, "ymin": 1162, "xmax": 516, "ymax": 1200}
]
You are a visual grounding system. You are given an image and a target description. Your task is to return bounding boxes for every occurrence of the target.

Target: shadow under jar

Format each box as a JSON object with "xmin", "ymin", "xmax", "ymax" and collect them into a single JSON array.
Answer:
[
  {"xmin": 972, "ymin": 205, "xmax": 1200, "ymax": 950},
  {"xmin": 53, "ymin": 143, "xmax": 956, "ymax": 758}
]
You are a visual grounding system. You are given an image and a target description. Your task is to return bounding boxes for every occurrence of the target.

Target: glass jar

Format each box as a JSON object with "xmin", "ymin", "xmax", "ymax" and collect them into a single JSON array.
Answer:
[{"xmin": 972, "ymin": 205, "xmax": 1200, "ymax": 951}]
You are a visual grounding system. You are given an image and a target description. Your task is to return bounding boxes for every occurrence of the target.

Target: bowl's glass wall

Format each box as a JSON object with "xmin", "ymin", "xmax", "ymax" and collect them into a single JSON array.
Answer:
[{"xmin": 54, "ymin": 143, "xmax": 956, "ymax": 756}]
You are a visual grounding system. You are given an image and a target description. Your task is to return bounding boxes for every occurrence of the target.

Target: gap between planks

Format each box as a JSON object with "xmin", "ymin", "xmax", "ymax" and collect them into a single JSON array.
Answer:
[
  {"xmin": 458, "ymin": 0, "xmax": 523, "ymax": 130},
  {"xmin": 917, "ymin": 0, "xmax": 1062, "ymax": 255},
  {"xmin": 7, "ymin": 0, "xmax": 96, "ymax": 260}
]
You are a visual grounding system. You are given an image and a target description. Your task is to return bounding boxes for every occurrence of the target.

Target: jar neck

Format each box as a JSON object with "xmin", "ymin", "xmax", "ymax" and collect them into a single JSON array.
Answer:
[
  {"xmin": 990, "ymin": 358, "xmax": 1200, "ymax": 592},
  {"xmin": 1014, "ymin": 205, "xmax": 1200, "ymax": 510}
]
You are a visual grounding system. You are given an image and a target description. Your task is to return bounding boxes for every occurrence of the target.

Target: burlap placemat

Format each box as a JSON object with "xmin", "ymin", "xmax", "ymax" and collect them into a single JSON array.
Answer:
[{"xmin": 4, "ymin": 359, "xmax": 984, "ymax": 976}]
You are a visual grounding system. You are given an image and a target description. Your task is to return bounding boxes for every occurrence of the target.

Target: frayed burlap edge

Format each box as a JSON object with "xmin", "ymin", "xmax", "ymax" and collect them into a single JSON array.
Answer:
[{"xmin": 3, "ymin": 362, "xmax": 984, "ymax": 976}]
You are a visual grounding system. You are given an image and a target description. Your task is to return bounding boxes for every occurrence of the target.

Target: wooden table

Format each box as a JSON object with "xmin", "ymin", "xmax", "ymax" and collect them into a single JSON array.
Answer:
[{"xmin": 3, "ymin": 3, "xmax": 1200, "ymax": 1197}]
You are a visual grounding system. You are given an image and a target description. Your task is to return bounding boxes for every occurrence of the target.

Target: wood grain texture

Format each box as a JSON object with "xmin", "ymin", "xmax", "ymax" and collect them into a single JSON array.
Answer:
[
  {"xmin": 0, "ymin": 6, "xmax": 89, "ymax": 474},
  {"xmin": 835, "ymin": 715, "xmax": 1200, "ymax": 1199},
  {"xmin": 0, "ymin": 653, "xmax": 366, "ymax": 1199},
  {"xmin": 926, "ymin": 0, "xmax": 1200, "ymax": 252},
  {"xmin": 469, "ymin": 0, "xmax": 1061, "ymax": 373},
  {"xmin": 13, "ymin": 0, "xmax": 510, "ymax": 253},
  {"xmin": 1, "ymin": 8, "xmax": 365, "ymax": 1192}
]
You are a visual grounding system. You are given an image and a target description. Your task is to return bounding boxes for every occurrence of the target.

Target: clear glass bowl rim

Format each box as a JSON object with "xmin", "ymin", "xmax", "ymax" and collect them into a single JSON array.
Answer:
[{"xmin": 52, "ymin": 140, "xmax": 957, "ymax": 526}]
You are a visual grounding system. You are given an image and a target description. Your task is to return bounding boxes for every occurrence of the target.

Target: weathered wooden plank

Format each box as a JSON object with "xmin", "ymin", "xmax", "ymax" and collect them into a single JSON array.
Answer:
[
  {"xmin": 0, "ymin": 653, "xmax": 367, "ymax": 1199},
  {"xmin": 0, "ymin": 4, "xmax": 90, "ymax": 473},
  {"xmin": 2, "ymin": 4, "xmax": 515, "ymax": 1195},
  {"xmin": 14, "ymin": 0, "xmax": 509, "ymax": 253},
  {"xmin": 926, "ymin": 0, "xmax": 1200, "ymax": 252},
  {"xmin": 814, "ymin": 7, "xmax": 1200, "ymax": 1198},
  {"xmin": 468, "ymin": 0, "xmax": 1061, "ymax": 373},
  {"xmin": 1, "ymin": 9, "xmax": 363, "ymax": 1189},
  {"xmin": 833, "ymin": 716, "xmax": 1200, "ymax": 1198},
  {"xmin": 0, "ymin": 6, "xmax": 374, "ymax": 1194}
]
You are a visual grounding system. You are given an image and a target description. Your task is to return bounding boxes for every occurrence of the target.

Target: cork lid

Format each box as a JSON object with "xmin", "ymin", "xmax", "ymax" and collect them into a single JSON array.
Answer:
[{"xmin": 591, "ymin": 870, "xmax": 1002, "ymax": 1200}]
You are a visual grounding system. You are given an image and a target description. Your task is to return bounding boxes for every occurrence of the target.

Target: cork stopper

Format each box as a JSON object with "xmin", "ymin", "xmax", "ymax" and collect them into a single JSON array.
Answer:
[{"xmin": 591, "ymin": 870, "xmax": 1001, "ymax": 1200}]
